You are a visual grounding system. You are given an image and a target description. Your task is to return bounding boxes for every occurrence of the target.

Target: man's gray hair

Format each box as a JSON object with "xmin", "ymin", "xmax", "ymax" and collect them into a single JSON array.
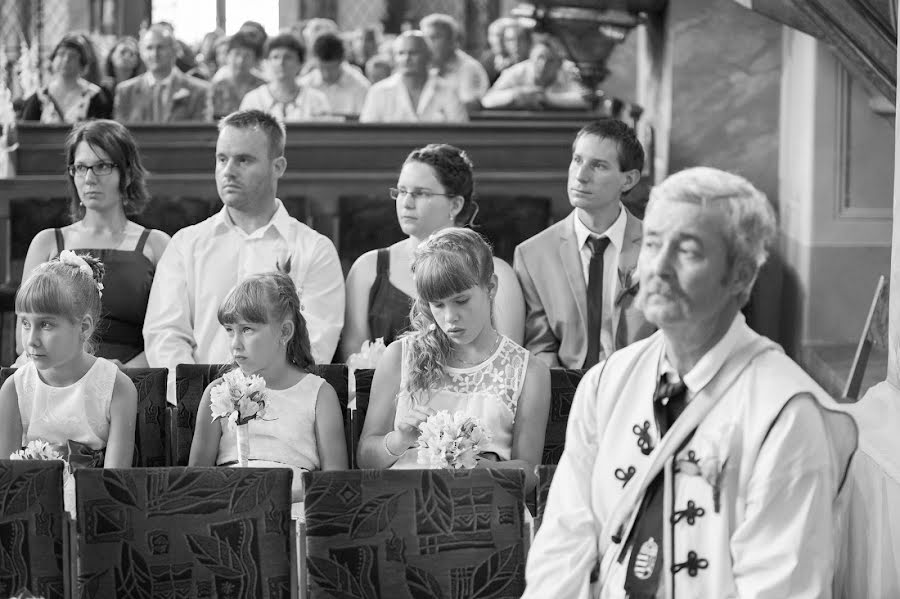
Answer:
[{"xmin": 647, "ymin": 166, "xmax": 776, "ymax": 305}]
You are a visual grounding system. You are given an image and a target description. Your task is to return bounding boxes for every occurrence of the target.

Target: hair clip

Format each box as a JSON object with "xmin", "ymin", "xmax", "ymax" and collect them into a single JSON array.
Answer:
[{"xmin": 428, "ymin": 323, "xmax": 437, "ymax": 332}]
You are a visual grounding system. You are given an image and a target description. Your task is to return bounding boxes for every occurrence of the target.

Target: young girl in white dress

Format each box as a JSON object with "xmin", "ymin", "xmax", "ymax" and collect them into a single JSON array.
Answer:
[
  {"xmin": 0, "ymin": 251, "xmax": 138, "ymax": 506},
  {"xmin": 358, "ymin": 227, "xmax": 550, "ymax": 491},
  {"xmin": 189, "ymin": 272, "xmax": 348, "ymax": 505}
]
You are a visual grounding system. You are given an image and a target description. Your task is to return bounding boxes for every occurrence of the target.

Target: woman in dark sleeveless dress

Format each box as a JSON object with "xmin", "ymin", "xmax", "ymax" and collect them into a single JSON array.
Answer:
[
  {"xmin": 18, "ymin": 120, "xmax": 169, "ymax": 366},
  {"xmin": 340, "ymin": 143, "xmax": 525, "ymax": 361}
]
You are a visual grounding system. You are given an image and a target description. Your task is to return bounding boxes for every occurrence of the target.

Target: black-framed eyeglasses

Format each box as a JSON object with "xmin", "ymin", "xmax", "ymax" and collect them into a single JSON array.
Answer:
[
  {"xmin": 389, "ymin": 187, "xmax": 453, "ymax": 201},
  {"xmin": 68, "ymin": 162, "xmax": 117, "ymax": 177}
]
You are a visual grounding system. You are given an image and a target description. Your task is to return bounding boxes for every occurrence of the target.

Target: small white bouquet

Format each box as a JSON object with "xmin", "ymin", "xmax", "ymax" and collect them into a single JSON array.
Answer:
[
  {"xmin": 347, "ymin": 337, "xmax": 387, "ymax": 371},
  {"xmin": 10, "ymin": 439, "xmax": 64, "ymax": 462},
  {"xmin": 417, "ymin": 411, "xmax": 493, "ymax": 470},
  {"xmin": 209, "ymin": 369, "xmax": 269, "ymax": 467}
]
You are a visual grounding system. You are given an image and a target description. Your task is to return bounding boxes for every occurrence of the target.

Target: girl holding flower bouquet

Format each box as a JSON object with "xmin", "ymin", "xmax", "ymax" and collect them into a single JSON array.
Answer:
[
  {"xmin": 0, "ymin": 252, "xmax": 138, "ymax": 469},
  {"xmin": 358, "ymin": 228, "xmax": 550, "ymax": 490},
  {"xmin": 189, "ymin": 273, "xmax": 348, "ymax": 502}
]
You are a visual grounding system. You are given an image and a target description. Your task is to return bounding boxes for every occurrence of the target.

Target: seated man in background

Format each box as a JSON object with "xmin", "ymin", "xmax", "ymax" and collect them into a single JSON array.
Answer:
[
  {"xmin": 114, "ymin": 24, "xmax": 209, "ymax": 122},
  {"xmin": 420, "ymin": 13, "xmax": 490, "ymax": 110},
  {"xmin": 299, "ymin": 32, "xmax": 370, "ymax": 119},
  {"xmin": 515, "ymin": 120, "xmax": 653, "ymax": 369},
  {"xmin": 359, "ymin": 31, "xmax": 467, "ymax": 123},
  {"xmin": 208, "ymin": 31, "xmax": 265, "ymax": 120},
  {"xmin": 524, "ymin": 166, "xmax": 857, "ymax": 599},
  {"xmin": 144, "ymin": 110, "xmax": 344, "ymax": 403},
  {"xmin": 481, "ymin": 35, "xmax": 589, "ymax": 111},
  {"xmin": 240, "ymin": 33, "xmax": 331, "ymax": 122}
]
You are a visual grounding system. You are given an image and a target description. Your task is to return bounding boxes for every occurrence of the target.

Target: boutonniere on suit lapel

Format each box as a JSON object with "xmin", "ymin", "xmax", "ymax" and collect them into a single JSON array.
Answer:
[
  {"xmin": 615, "ymin": 267, "xmax": 640, "ymax": 306},
  {"xmin": 171, "ymin": 87, "xmax": 191, "ymax": 102}
]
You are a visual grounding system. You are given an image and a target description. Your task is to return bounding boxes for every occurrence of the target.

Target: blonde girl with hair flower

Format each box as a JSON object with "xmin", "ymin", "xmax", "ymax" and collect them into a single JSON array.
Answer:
[
  {"xmin": 189, "ymin": 272, "xmax": 348, "ymax": 504},
  {"xmin": 357, "ymin": 227, "xmax": 550, "ymax": 491},
  {"xmin": 0, "ymin": 251, "xmax": 138, "ymax": 472}
]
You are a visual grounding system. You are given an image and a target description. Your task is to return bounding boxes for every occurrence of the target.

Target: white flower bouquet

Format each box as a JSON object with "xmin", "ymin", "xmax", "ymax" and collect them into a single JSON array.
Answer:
[
  {"xmin": 417, "ymin": 411, "xmax": 493, "ymax": 470},
  {"xmin": 10, "ymin": 439, "xmax": 64, "ymax": 462},
  {"xmin": 209, "ymin": 369, "xmax": 269, "ymax": 467},
  {"xmin": 347, "ymin": 337, "xmax": 387, "ymax": 371}
]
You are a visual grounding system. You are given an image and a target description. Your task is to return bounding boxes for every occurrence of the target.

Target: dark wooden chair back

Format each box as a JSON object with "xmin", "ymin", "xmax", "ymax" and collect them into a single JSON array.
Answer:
[
  {"xmin": 73, "ymin": 467, "xmax": 293, "ymax": 598},
  {"xmin": 303, "ymin": 468, "xmax": 527, "ymax": 599},
  {"xmin": 542, "ymin": 369, "xmax": 585, "ymax": 464},
  {"xmin": 174, "ymin": 363, "xmax": 350, "ymax": 465},
  {"xmin": 0, "ymin": 460, "xmax": 67, "ymax": 599}
]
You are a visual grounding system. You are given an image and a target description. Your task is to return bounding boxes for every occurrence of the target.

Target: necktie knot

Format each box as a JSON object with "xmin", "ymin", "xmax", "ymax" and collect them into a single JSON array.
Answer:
[
  {"xmin": 653, "ymin": 375, "xmax": 687, "ymax": 405},
  {"xmin": 586, "ymin": 235, "xmax": 610, "ymax": 257}
]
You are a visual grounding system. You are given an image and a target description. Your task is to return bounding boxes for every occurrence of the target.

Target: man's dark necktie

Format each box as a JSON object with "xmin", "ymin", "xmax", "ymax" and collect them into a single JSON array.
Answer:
[
  {"xmin": 584, "ymin": 236, "xmax": 610, "ymax": 368},
  {"xmin": 622, "ymin": 374, "xmax": 688, "ymax": 598}
]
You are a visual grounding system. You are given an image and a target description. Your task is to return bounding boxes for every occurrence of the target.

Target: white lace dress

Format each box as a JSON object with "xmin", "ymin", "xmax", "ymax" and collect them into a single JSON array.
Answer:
[
  {"xmin": 392, "ymin": 335, "xmax": 529, "ymax": 467},
  {"xmin": 14, "ymin": 357, "xmax": 117, "ymax": 514}
]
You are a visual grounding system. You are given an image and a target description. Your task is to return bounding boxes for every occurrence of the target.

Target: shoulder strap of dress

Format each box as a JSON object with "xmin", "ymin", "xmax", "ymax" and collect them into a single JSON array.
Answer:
[
  {"xmin": 135, "ymin": 228, "xmax": 151, "ymax": 252},
  {"xmin": 376, "ymin": 248, "xmax": 390, "ymax": 275},
  {"xmin": 54, "ymin": 228, "xmax": 64, "ymax": 251}
]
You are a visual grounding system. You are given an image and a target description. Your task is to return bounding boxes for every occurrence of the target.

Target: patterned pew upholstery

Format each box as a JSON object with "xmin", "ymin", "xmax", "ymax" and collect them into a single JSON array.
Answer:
[
  {"xmin": 74, "ymin": 467, "xmax": 293, "ymax": 598},
  {"xmin": 0, "ymin": 367, "xmax": 169, "ymax": 468},
  {"xmin": 349, "ymin": 368, "xmax": 375, "ymax": 469},
  {"xmin": 303, "ymin": 469, "xmax": 527, "ymax": 599},
  {"xmin": 535, "ymin": 464, "xmax": 558, "ymax": 532},
  {"xmin": 542, "ymin": 369, "xmax": 585, "ymax": 465},
  {"xmin": 0, "ymin": 460, "xmax": 67, "ymax": 599},
  {"xmin": 174, "ymin": 364, "xmax": 350, "ymax": 466}
]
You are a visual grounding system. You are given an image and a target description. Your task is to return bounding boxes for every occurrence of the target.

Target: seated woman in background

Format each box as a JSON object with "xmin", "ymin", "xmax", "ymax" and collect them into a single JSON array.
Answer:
[
  {"xmin": 340, "ymin": 143, "xmax": 526, "ymax": 360},
  {"xmin": 101, "ymin": 36, "xmax": 145, "ymax": 96},
  {"xmin": 21, "ymin": 34, "xmax": 112, "ymax": 122},
  {"xmin": 189, "ymin": 273, "xmax": 348, "ymax": 506},
  {"xmin": 18, "ymin": 119, "xmax": 170, "ymax": 367},
  {"xmin": 357, "ymin": 228, "xmax": 550, "ymax": 491},
  {"xmin": 208, "ymin": 32, "xmax": 266, "ymax": 120}
]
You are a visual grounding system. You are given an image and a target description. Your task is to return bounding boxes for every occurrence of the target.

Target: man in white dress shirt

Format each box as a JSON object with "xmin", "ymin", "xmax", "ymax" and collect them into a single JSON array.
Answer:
[
  {"xmin": 420, "ymin": 13, "xmax": 490, "ymax": 110},
  {"xmin": 298, "ymin": 32, "xmax": 370, "ymax": 119},
  {"xmin": 523, "ymin": 167, "xmax": 857, "ymax": 598},
  {"xmin": 144, "ymin": 110, "xmax": 344, "ymax": 403},
  {"xmin": 359, "ymin": 31, "xmax": 467, "ymax": 123}
]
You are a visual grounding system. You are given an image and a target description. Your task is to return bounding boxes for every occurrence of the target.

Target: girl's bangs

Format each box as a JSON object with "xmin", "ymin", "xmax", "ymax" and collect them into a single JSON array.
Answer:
[
  {"xmin": 217, "ymin": 283, "xmax": 271, "ymax": 325},
  {"xmin": 415, "ymin": 252, "xmax": 480, "ymax": 303},
  {"xmin": 15, "ymin": 274, "xmax": 77, "ymax": 320}
]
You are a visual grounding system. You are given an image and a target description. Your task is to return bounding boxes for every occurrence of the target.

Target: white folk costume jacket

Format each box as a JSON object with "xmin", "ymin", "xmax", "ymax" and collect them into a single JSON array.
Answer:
[{"xmin": 524, "ymin": 314, "xmax": 857, "ymax": 599}]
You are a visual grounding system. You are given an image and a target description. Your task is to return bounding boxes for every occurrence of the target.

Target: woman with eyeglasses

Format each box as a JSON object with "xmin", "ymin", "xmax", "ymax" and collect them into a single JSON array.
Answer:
[
  {"xmin": 340, "ymin": 143, "xmax": 525, "ymax": 361},
  {"xmin": 17, "ymin": 119, "xmax": 170, "ymax": 367}
]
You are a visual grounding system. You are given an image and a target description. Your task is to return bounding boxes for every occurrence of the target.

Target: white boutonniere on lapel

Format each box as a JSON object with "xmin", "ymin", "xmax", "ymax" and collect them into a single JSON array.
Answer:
[
  {"xmin": 675, "ymin": 425, "xmax": 734, "ymax": 513},
  {"xmin": 171, "ymin": 87, "xmax": 191, "ymax": 102},
  {"xmin": 615, "ymin": 267, "xmax": 640, "ymax": 306}
]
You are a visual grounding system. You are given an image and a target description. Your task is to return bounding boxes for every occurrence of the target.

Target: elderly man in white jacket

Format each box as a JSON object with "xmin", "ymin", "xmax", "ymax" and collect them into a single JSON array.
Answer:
[{"xmin": 524, "ymin": 166, "xmax": 857, "ymax": 599}]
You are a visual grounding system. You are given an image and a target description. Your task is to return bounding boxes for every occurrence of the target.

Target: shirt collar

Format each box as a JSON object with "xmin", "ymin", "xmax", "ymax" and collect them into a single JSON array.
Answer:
[
  {"xmin": 212, "ymin": 198, "xmax": 293, "ymax": 239},
  {"xmin": 144, "ymin": 69, "xmax": 176, "ymax": 88},
  {"xmin": 573, "ymin": 206, "xmax": 626, "ymax": 252},
  {"xmin": 660, "ymin": 312, "xmax": 750, "ymax": 395}
]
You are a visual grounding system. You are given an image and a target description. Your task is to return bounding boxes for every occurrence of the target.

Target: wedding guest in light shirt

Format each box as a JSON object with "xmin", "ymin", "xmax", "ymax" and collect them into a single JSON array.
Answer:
[
  {"xmin": 144, "ymin": 110, "xmax": 344, "ymax": 403},
  {"xmin": 359, "ymin": 31, "xmax": 467, "ymax": 123},
  {"xmin": 208, "ymin": 32, "xmax": 265, "ymax": 120},
  {"xmin": 298, "ymin": 32, "xmax": 370, "ymax": 119},
  {"xmin": 240, "ymin": 33, "xmax": 331, "ymax": 122},
  {"xmin": 481, "ymin": 35, "xmax": 589, "ymax": 111},
  {"xmin": 419, "ymin": 13, "xmax": 490, "ymax": 110}
]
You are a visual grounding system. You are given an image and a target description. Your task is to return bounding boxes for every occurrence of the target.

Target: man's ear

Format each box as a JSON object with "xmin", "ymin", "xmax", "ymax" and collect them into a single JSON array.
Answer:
[
  {"xmin": 728, "ymin": 259, "xmax": 758, "ymax": 300},
  {"xmin": 621, "ymin": 168, "xmax": 641, "ymax": 194},
  {"xmin": 273, "ymin": 156, "xmax": 287, "ymax": 178}
]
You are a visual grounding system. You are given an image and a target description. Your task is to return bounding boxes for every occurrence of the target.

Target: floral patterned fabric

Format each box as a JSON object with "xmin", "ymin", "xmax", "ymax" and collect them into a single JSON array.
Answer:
[
  {"xmin": 74, "ymin": 467, "xmax": 293, "ymax": 598},
  {"xmin": 535, "ymin": 465, "xmax": 557, "ymax": 532},
  {"xmin": 396, "ymin": 336, "xmax": 529, "ymax": 462},
  {"xmin": 303, "ymin": 468, "xmax": 528, "ymax": 599},
  {"xmin": 0, "ymin": 460, "xmax": 66, "ymax": 599}
]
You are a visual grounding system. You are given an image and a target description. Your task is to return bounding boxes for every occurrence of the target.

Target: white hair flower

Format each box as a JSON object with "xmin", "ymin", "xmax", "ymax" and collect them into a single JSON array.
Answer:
[{"xmin": 58, "ymin": 250, "xmax": 103, "ymax": 299}]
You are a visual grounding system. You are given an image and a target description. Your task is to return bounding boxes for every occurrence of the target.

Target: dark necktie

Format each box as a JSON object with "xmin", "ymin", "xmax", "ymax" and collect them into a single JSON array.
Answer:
[
  {"xmin": 622, "ymin": 374, "xmax": 688, "ymax": 598},
  {"xmin": 584, "ymin": 236, "xmax": 610, "ymax": 368}
]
